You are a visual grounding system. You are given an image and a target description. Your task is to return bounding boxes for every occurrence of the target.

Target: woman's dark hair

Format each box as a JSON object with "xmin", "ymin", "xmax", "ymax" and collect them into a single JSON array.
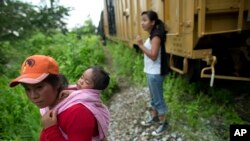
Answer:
[
  {"xmin": 43, "ymin": 74, "xmax": 69, "ymax": 93},
  {"xmin": 141, "ymin": 10, "xmax": 167, "ymax": 42},
  {"xmin": 90, "ymin": 66, "xmax": 110, "ymax": 90}
]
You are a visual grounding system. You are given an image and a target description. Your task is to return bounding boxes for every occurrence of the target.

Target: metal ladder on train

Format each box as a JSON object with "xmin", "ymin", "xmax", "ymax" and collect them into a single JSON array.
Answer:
[{"xmin": 198, "ymin": 0, "xmax": 250, "ymax": 86}]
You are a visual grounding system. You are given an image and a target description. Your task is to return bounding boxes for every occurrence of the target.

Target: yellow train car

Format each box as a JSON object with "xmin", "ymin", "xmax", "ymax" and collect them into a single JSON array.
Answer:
[{"xmin": 102, "ymin": 0, "xmax": 250, "ymax": 86}]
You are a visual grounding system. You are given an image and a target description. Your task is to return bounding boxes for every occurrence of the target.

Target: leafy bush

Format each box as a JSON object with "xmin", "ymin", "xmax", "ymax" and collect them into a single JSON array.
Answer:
[
  {"xmin": 107, "ymin": 41, "xmax": 146, "ymax": 85},
  {"xmin": 1, "ymin": 32, "xmax": 117, "ymax": 140},
  {"xmin": 0, "ymin": 76, "xmax": 40, "ymax": 140}
]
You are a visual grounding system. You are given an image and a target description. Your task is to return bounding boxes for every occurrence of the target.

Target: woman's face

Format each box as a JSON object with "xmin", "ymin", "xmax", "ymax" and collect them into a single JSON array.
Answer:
[
  {"xmin": 141, "ymin": 14, "xmax": 155, "ymax": 32},
  {"xmin": 22, "ymin": 81, "xmax": 59, "ymax": 108}
]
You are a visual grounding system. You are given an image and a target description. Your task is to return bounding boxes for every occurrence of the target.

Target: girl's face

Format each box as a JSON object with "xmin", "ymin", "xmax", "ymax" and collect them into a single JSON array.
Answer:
[
  {"xmin": 141, "ymin": 14, "xmax": 155, "ymax": 32},
  {"xmin": 22, "ymin": 81, "xmax": 59, "ymax": 108},
  {"xmin": 77, "ymin": 68, "xmax": 94, "ymax": 89}
]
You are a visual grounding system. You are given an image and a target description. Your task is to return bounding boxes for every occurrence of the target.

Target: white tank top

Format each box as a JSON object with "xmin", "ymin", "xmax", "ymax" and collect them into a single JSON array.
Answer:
[{"xmin": 143, "ymin": 38, "xmax": 161, "ymax": 74}]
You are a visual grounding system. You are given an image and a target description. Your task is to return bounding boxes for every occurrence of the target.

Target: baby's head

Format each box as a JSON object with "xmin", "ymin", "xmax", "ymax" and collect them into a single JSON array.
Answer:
[{"xmin": 77, "ymin": 66, "xmax": 110, "ymax": 90}]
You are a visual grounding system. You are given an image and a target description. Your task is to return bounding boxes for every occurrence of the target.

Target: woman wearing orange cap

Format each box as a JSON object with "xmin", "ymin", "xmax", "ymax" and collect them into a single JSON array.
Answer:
[{"xmin": 9, "ymin": 55, "xmax": 109, "ymax": 141}]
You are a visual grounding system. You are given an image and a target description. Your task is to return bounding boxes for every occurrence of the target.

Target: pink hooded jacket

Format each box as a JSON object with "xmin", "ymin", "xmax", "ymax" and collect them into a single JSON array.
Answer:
[{"xmin": 40, "ymin": 88, "xmax": 110, "ymax": 141}]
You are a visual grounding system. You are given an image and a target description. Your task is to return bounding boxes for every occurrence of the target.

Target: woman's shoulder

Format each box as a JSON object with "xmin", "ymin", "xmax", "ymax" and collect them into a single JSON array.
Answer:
[
  {"xmin": 67, "ymin": 84, "xmax": 78, "ymax": 90},
  {"xmin": 57, "ymin": 103, "xmax": 97, "ymax": 134},
  {"xmin": 63, "ymin": 103, "xmax": 89, "ymax": 113},
  {"xmin": 59, "ymin": 103, "xmax": 95, "ymax": 118},
  {"xmin": 150, "ymin": 29, "xmax": 167, "ymax": 42},
  {"xmin": 151, "ymin": 29, "xmax": 166, "ymax": 36}
]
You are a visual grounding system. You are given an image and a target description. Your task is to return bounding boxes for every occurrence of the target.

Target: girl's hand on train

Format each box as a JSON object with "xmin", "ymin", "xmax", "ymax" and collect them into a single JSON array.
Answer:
[
  {"xmin": 41, "ymin": 109, "xmax": 58, "ymax": 129},
  {"xmin": 136, "ymin": 35, "xmax": 143, "ymax": 46}
]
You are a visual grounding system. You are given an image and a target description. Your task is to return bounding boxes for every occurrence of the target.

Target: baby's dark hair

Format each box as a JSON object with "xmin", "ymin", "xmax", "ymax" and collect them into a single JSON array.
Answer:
[{"xmin": 90, "ymin": 66, "xmax": 110, "ymax": 90}]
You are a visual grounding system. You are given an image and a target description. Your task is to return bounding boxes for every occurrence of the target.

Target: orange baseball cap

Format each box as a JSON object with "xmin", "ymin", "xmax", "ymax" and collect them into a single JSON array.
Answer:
[{"xmin": 9, "ymin": 55, "xmax": 59, "ymax": 87}]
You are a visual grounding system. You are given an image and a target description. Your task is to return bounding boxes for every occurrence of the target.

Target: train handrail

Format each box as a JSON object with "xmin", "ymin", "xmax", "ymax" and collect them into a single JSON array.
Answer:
[
  {"xmin": 201, "ymin": 74, "xmax": 250, "ymax": 81},
  {"xmin": 237, "ymin": 0, "xmax": 244, "ymax": 31},
  {"xmin": 169, "ymin": 54, "xmax": 188, "ymax": 75},
  {"xmin": 201, "ymin": 29, "xmax": 242, "ymax": 35},
  {"xmin": 167, "ymin": 33, "xmax": 179, "ymax": 36},
  {"xmin": 200, "ymin": 56, "xmax": 216, "ymax": 87},
  {"xmin": 201, "ymin": 56, "xmax": 250, "ymax": 87}
]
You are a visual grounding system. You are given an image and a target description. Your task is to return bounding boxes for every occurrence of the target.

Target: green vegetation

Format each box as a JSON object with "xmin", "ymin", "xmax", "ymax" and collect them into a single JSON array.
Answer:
[
  {"xmin": 164, "ymin": 75, "xmax": 246, "ymax": 140},
  {"xmin": 0, "ymin": 30, "xmax": 117, "ymax": 140},
  {"xmin": 0, "ymin": 1, "xmax": 249, "ymax": 139},
  {"xmin": 1, "ymin": 1, "xmax": 117, "ymax": 140},
  {"xmin": 108, "ymin": 41, "xmax": 146, "ymax": 85}
]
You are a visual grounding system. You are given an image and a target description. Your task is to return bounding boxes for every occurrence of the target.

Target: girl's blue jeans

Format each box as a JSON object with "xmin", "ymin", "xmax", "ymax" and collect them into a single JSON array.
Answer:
[{"xmin": 146, "ymin": 73, "xmax": 168, "ymax": 116}]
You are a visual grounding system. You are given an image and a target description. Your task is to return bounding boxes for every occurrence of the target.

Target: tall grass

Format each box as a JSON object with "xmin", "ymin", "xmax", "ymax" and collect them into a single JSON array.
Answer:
[
  {"xmin": 164, "ymin": 74, "xmax": 246, "ymax": 140},
  {"xmin": 107, "ymin": 41, "xmax": 146, "ymax": 85}
]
